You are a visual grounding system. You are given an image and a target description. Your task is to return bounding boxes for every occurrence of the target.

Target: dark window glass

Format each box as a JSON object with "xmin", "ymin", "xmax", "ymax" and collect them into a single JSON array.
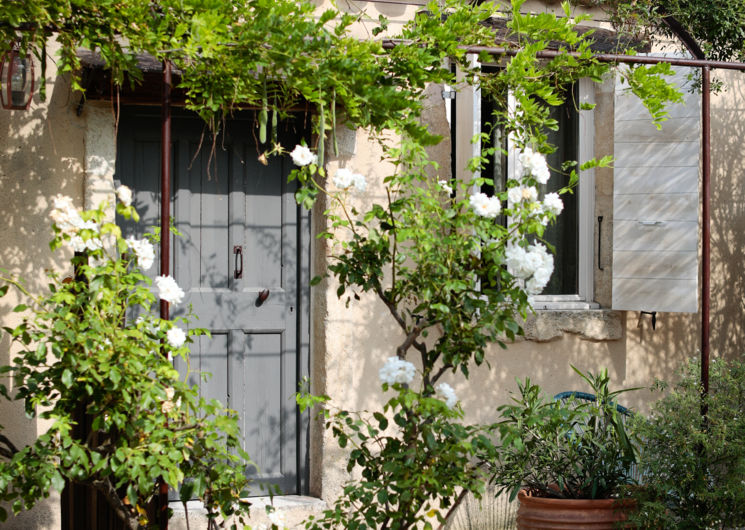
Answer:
[{"xmin": 480, "ymin": 82, "xmax": 579, "ymax": 295}]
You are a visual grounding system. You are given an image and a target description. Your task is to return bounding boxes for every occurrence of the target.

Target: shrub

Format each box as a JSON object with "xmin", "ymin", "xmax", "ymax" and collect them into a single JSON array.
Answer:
[
  {"xmin": 628, "ymin": 358, "xmax": 745, "ymax": 529},
  {"xmin": 0, "ymin": 195, "xmax": 252, "ymax": 529}
]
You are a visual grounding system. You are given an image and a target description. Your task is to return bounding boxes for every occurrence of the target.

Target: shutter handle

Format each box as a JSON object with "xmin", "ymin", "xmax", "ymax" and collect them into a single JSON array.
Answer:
[
  {"xmin": 597, "ymin": 216, "xmax": 604, "ymax": 271},
  {"xmin": 257, "ymin": 289, "xmax": 270, "ymax": 306},
  {"xmin": 233, "ymin": 245, "xmax": 243, "ymax": 279}
]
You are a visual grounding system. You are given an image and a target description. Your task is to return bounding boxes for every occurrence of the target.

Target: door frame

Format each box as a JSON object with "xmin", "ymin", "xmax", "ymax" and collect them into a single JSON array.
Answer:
[{"xmin": 112, "ymin": 106, "xmax": 312, "ymax": 496}]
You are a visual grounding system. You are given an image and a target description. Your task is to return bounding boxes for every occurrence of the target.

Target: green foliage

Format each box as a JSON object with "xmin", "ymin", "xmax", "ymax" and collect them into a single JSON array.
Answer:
[
  {"xmin": 627, "ymin": 359, "xmax": 745, "ymax": 529},
  {"xmin": 618, "ymin": 62, "xmax": 684, "ymax": 128},
  {"xmin": 0, "ymin": 0, "xmax": 494, "ymax": 150},
  {"xmin": 285, "ymin": 2, "xmax": 682, "ymax": 527},
  {"xmin": 491, "ymin": 368, "xmax": 639, "ymax": 500},
  {"xmin": 303, "ymin": 387, "xmax": 497, "ymax": 530},
  {"xmin": 0, "ymin": 199, "xmax": 251, "ymax": 529},
  {"xmin": 606, "ymin": 0, "xmax": 745, "ymax": 61}
]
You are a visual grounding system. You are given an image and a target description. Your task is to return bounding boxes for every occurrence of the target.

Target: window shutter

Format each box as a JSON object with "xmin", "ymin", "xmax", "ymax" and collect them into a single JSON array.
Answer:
[
  {"xmin": 454, "ymin": 58, "xmax": 481, "ymax": 184},
  {"xmin": 612, "ymin": 66, "xmax": 700, "ymax": 313}
]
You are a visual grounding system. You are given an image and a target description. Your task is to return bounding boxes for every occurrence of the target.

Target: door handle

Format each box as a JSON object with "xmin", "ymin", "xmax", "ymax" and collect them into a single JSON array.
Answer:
[
  {"xmin": 233, "ymin": 245, "xmax": 243, "ymax": 279},
  {"xmin": 257, "ymin": 289, "xmax": 270, "ymax": 304}
]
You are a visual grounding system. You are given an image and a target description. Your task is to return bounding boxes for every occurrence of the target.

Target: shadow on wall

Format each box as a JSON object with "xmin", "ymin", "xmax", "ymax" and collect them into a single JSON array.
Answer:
[
  {"xmin": 709, "ymin": 69, "xmax": 745, "ymax": 360},
  {"xmin": 0, "ymin": 76, "xmax": 83, "ymax": 528}
]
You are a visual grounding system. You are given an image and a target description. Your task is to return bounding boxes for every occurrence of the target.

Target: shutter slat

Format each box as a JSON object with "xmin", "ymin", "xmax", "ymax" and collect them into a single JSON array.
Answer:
[
  {"xmin": 614, "ymin": 251, "xmax": 697, "ymax": 280},
  {"xmin": 613, "ymin": 220, "xmax": 697, "ymax": 252},
  {"xmin": 613, "ymin": 166, "xmax": 697, "ymax": 195},
  {"xmin": 614, "ymin": 194, "xmax": 698, "ymax": 222},
  {"xmin": 615, "ymin": 117, "xmax": 700, "ymax": 143},
  {"xmin": 612, "ymin": 65, "xmax": 700, "ymax": 313},
  {"xmin": 613, "ymin": 279, "xmax": 698, "ymax": 313}
]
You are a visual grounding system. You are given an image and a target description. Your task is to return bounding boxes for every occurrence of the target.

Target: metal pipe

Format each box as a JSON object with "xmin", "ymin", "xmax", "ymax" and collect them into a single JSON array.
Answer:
[
  {"xmin": 381, "ymin": 40, "xmax": 745, "ymax": 71},
  {"xmin": 158, "ymin": 59, "xmax": 172, "ymax": 530},
  {"xmin": 160, "ymin": 60, "xmax": 172, "ymax": 318},
  {"xmin": 701, "ymin": 65, "xmax": 711, "ymax": 403}
]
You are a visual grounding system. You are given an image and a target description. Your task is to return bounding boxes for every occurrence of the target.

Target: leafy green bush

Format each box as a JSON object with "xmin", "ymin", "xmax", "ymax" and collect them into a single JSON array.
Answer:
[
  {"xmin": 628, "ymin": 359, "xmax": 745, "ymax": 529},
  {"xmin": 0, "ymin": 195, "xmax": 252, "ymax": 529},
  {"xmin": 491, "ymin": 368, "xmax": 638, "ymax": 500}
]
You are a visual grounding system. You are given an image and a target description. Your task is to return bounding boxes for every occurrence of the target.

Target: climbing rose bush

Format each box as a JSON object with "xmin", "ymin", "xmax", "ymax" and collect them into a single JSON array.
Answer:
[{"xmin": 0, "ymin": 191, "xmax": 253, "ymax": 529}]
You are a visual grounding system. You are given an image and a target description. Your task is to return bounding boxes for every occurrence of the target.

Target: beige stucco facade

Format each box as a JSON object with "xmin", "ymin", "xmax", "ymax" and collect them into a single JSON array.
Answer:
[{"xmin": 2, "ymin": 2, "xmax": 745, "ymax": 529}]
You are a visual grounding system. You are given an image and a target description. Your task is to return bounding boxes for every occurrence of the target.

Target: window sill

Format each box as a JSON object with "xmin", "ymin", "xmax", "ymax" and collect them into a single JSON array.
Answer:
[{"xmin": 522, "ymin": 309, "xmax": 622, "ymax": 342}]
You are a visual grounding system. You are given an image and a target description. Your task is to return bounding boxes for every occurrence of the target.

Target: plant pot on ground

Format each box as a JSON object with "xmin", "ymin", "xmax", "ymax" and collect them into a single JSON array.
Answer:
[{"xmin": 490, "ymin": 367, "xmax": 639, "ymax": 529}]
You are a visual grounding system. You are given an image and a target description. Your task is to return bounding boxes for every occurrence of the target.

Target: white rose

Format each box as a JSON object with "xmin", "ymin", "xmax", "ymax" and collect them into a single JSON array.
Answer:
[
  {"xmin": 290, "ymin": 145, "xmax": 317, "ymax": 167},
  {"xmin": 469, "ymin": 192, "xmax": 501, "ymax": 219},
  {"xmin": 126, "ymin": 236, "xmax": 155, "ymax": 271},
  {"xmin": 68, "ymin": 235, "xmax": 87, "ymax": 253},
  {"xmin": 507, "ymin": 186, "xmax": 523, "ymax": 206},
  {"xmin": 351, "ymin": 172, "xmax": 367, "ymax": 193},
  {"xmin": 155, "ymin": 275, "xmax": 185, "ymax": 305},
  {"xmin": 521, "ymin": 186, "xmax": 538, "ymax": 202},
  {"xmin": 332, "ymin": 168, "xmax": 355, "ymax": 190},
  {"xmin": 518, "ymin": 148, "xmax": 551, "ymax": 184},
  {"xmin": 526, "ymin": 276, "xmax": 544, "ymax": 295},
  {"xmin": 167, "ymin": 327, "xmax": 187, "ymax": 348},
  {"xmin": 379, "ymin": 356, "xmax": 417, "ymax": 385},
  {"xmin": 117, "ymin": 185, "xmax": 133, "ymax": 207},
  {"xmin": 438, "ymin": 179, "xmax": 453, "ymax": 195},
  {"xmin": 50, "ymin": 195, "xmax": 85, "ymax": 235},
  {"xmin": 505, "ymin": 244, "xmax": 531, "ymax": 279},
  {"xmin": 532, "ymin": 265, "xmax": 553, "ymax": 285},
  {"xmin": 543, "ymin": 192, "xmax": 564, "ymax": 215},
  {"xmin": 435, "ymin": 382, "xmax": 458, "ymax": 409}
]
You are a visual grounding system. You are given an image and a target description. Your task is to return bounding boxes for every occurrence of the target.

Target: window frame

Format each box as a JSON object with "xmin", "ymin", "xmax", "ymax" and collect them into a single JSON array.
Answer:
[
  {"xmin": 530, "ymin": 77, "xmax": 597, "ymax": 310},
  {"xmin": 454, "ymin": 63, "xmax": 597, "ymax": 310}
]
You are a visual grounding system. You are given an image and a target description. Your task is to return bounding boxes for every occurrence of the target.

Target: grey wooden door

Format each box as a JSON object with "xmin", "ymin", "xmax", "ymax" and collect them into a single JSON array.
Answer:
[{"xmin": 115, "ymin": 108, "xmax": 309, "ymax": 495}]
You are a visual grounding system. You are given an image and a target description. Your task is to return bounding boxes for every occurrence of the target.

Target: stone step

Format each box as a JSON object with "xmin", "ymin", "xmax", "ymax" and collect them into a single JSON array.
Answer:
[{"xmin": 169, "ymin": 495, "xmax": 327, "ymax": 529}]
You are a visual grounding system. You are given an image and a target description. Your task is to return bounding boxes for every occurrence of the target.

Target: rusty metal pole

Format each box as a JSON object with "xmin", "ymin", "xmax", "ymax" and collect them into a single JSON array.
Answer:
[
  {"xmin": 701, "ymin": 65, "xmax": 711, "ymax": 403},
  {"xmin": 158, "ymin": 59, "xmax": 172, "ymax": 530}
]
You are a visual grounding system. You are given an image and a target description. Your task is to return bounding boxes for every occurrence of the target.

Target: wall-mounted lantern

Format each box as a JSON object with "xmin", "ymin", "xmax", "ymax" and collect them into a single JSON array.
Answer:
[{"xmin": 1, "ymin": 46, "xmax": 35, "ymax": 110}]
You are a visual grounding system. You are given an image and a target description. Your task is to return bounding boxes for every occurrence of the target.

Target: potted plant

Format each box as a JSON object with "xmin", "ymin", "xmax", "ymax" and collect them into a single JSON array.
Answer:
[{"xmin": 491, "ymin": 367, "xmax": 639, "ymax": 529}]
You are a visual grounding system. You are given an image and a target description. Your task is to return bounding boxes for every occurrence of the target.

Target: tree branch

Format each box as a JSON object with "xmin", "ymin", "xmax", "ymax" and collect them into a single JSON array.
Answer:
[
  {"xmin": 429, "ymin": 363, "xmax": 454, "ymax": 386},
  {"xmin": 374, "ymin": 285, "xmax": 407, "ymax": 332},
  {"xmin": 386, "ymin": 187, "xmax": 398, "ymax": 295},
  {"xmin": 661, "ymin": 15, "xmax": 706, "ymax": 60},
  {"xmin": 438, "ymin": 488, "xmax": 469, "ymax": 530},
  {"xmin": 396, "ymin": 326, "xmax": 425, "ymax": 360},
  {"xmin": 0, "ymin": 433, "xmax": 19, "ymax": 458},
  {"xmin": 88, "ymin": 476, "xmax": 140, "ymax": 530}
]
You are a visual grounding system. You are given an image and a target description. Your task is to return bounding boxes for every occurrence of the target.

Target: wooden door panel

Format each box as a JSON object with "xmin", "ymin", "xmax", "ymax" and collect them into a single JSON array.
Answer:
[{"xmin": 115, "ymin": 108, "xmax": 306, "ymax": 497}]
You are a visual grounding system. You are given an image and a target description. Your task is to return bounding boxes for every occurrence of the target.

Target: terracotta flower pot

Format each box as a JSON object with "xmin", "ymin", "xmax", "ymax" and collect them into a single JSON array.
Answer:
[{"xmin": 516, "ymin": 489, "xmax": 636, "ymax": 529}]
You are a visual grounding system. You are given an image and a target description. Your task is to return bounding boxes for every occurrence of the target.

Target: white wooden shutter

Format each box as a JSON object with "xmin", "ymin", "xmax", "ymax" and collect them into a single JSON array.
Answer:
[{"xmin": 612, "ymin": 65, "xmax": 700, "ymax": 313}]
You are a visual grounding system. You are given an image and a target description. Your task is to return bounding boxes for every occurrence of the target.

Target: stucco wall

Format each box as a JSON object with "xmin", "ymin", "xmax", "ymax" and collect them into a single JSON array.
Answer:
[
  {"xmin": 0, "ymin": 41, "xmax": 84, "ymax": 529},
  {"xmin": 0, "ymin": 38, "xmax": 116, "ymax": 527}
]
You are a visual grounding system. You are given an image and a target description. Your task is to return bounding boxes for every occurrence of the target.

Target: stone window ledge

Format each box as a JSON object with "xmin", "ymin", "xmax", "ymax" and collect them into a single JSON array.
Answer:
[{"xmin": 521, "ymin": 309, "xmax": 622, "ymax": 342}]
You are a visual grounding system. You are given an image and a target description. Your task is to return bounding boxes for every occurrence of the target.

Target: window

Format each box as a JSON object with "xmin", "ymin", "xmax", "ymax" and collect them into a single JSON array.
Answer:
[{"xmin": 452, "ymin": 64, "xmax": 597, "ymax": 309}]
